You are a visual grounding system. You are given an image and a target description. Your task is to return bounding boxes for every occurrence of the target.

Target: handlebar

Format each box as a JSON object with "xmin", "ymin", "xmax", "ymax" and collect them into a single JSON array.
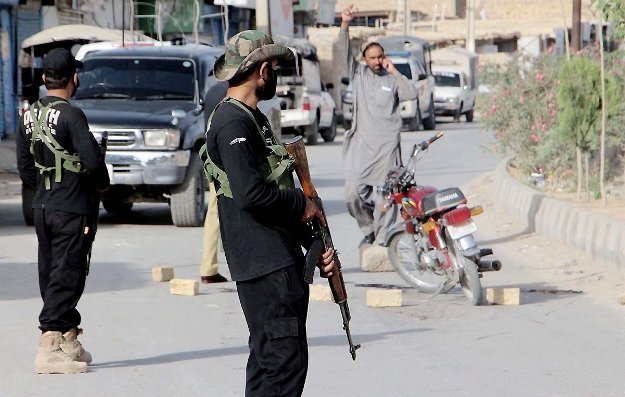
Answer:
[{"xmin": 418, "ymin": 132, "xmax": 444, "ymax": 151}]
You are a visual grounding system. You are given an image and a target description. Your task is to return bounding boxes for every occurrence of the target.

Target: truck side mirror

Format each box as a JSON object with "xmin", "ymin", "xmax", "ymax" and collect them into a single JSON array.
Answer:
[{"xmin": 341, "ymin": 77, "xmax": 350, "ymax": 85}]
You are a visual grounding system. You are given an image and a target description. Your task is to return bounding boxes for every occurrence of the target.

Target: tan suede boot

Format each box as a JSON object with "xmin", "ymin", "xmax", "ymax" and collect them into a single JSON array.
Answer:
[
  {"xmin": 34, "ymin": 331, "xmax": 88, "ymax": 374},
  {"xmin": 61, "ymin": 328, "xmax": 92, "ymax": 364}
]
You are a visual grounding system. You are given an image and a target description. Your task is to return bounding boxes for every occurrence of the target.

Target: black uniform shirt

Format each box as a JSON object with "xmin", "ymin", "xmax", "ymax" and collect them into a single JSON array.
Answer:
[
  {"xmin": 16, "ymin": 96, "xmax": 109, "ymax": 215},
  {"xmin": 206, "ymin": 100, "xmax": 307, "ymax": 281}
]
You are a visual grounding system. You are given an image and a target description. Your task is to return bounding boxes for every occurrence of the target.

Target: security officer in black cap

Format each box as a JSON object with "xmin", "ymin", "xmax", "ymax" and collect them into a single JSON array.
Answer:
[{"xmin": 16, "ymin": 47, "xmax": 109, "ymax": 374}]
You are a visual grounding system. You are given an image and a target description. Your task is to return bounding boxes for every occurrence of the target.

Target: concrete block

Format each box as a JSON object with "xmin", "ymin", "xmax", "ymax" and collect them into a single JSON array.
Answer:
[
  {"xmin": 361, "ymin": 245, "xmax": 393, "ymax": 272},
  {"xmin": 366, "ymin": 289, "xmax": 402, "ymax": 307},
  {"xmin": 485, "ymin": 288, "xmax": 521, "ymax": 305},
  {"xmin": 309, "ymin": 284, "xmax": 333, "ymax": 302},
  {"xmin": 169, "ymin": 279, "xmax": 199, "ymax": 296},
  {"xmin": 152, "ymin": 266, "xmax": 174, "ymax": 282}
]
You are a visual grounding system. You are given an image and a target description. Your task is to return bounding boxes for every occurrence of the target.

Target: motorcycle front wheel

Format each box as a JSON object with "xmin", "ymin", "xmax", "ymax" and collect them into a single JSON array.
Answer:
[
  {"xmin": 445, "ymin": 231, "xmax": 483, "ymax": 305},
  {"xmin": 387, "ymin": 230, "xmax": 454, "ymax": 294}
]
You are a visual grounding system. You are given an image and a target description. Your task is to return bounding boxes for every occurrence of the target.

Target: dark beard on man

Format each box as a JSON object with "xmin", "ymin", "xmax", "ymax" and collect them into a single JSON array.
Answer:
[{"xmin": 256, "ymin": 68, "xmax": 277, "ymax": 101}]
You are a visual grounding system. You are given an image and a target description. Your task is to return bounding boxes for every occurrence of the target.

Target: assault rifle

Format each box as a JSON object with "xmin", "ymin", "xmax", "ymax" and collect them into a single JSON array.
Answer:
[
  {"xmin": 87, "ymin": 131, "xmax": 108, "ymax": 275},
  {"xmin": 284, "ymin": 136, "xmax": 361, "ymax": 361}
]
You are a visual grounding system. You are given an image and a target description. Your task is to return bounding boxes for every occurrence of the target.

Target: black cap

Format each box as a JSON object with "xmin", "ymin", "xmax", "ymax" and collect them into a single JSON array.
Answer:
[{"xmin": 42, "ymin": 48, "xmax": 83, "ymax": 79}]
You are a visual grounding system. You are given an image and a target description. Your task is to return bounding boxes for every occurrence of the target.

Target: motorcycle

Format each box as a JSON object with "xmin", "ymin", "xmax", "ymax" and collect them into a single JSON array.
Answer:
[{"xmin": 382, "ymin": 132, "xmax": 502, "ymax": 305}]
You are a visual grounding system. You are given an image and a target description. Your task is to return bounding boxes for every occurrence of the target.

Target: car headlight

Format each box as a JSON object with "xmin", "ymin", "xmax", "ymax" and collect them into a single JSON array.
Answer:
[
  {"xmin": 342, "ymin": 91, "xmax": 353, "ymax": 104},
  {"xmin": 143, "ymin": 129, "xmax": 180, "ymax": 148},
  {"xmin": 447, "ymin": 97, "xmax": 459, "ymax": 103}
]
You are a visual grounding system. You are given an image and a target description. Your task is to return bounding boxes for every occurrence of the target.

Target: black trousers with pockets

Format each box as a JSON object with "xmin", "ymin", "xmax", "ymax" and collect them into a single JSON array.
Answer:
[
  {"xmin": 34, "ymin": 208, "xmax": 92, "ymax": 333},
  {"xmin": 236, "ymin": 263, "xmax": 310, "ymax": 397}
]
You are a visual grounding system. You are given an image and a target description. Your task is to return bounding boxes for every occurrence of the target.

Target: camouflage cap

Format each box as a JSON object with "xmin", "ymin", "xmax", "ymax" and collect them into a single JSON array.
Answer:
[{"xmin": 214, "ymin": 30, "xmax": 294, "ymax": 81}]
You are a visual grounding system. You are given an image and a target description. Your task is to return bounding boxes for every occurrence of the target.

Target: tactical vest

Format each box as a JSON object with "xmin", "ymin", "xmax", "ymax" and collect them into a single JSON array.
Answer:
[
  {"xmin": 199, "ymin": 97, "xmax": 295, "ymax": 198},
  {"xmin": 29, "ymin": 100, "xmax": 84, "ymax": 190}
]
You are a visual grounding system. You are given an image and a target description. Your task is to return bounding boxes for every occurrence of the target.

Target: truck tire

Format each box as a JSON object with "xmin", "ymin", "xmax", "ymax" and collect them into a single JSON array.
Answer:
[
  {"xmin": 103, "ymin": 200, "xmax": 133, "ymax": 214},
  {"xmin": 422, "ymin": 100, "xmax": 436, "ymax": 131},
  {"xmin": 407, "ymin": 109, "xmax": 421, "ymax": 131},
  {"xmin": 170, "ymin": 153, "xmax": 207, "ymax": 227},
  {"xmin": 305, "ymin": 116, "xmax": 319, "ymax": 145},
  {"xmin": 465, "ymin": 109, "xmax": 474, "ymax": 122},
  {"xmin": 453, "ymin": 104, "xmax": 462, "ymax": 122},
  {"xmin": 320, "ymin": 112, "xmax": 337, "ymax": 142},
  {"xmin": 21, "ymin": 184, "xmax": 34, "ymax": 226}
]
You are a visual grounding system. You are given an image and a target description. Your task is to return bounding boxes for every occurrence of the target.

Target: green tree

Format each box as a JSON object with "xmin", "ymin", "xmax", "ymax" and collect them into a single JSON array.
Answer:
[{"xmin": 557, "ymin": 55, "xmax": 620, "ymax": 198}]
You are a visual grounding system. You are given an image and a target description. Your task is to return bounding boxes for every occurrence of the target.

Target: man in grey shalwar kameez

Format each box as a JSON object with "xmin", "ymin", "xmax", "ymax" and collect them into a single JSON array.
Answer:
[{"xmin": 339, "ymin": 4, "xmax": 418, "ymax": 246}]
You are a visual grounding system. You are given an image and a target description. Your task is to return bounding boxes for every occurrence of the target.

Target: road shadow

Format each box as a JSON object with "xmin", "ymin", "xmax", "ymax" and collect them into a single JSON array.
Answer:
[
  {"xmin": 91, "ymin": 327, "xmax": 429, "ymax": 369},
  {"xmin": 0, "ymin": 260, "xmax": 150, "ymax": 301},
  {"xmin": 98, "ymin": 204, "xmax": 175, "ymax": 226},
  {"xmin": 0, "ymin": 199, "xmax": 31, "ymax": 231}
]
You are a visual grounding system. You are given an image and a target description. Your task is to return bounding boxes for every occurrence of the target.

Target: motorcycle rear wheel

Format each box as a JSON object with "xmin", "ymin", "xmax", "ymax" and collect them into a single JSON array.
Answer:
[
  {"xmin": 445, "ymin": 231, "xmax": 483, "ymax": 305},
  {"xmin": 387, "ymin": 231, "xmax": 454, "ymax": 294}
]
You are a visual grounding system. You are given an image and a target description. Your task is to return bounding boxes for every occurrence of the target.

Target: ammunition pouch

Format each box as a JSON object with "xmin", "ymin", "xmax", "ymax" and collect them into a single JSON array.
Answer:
[
  {"xmin": 199, "ymin": 97, "xmax": 295, "ymax": 198},
  {"xmin": 29, "ymin": 101, "xmax": 85, "ymax": 190}
]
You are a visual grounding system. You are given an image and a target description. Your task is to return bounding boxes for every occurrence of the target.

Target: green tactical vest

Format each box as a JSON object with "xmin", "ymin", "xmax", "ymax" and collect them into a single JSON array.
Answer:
[
  {"xmin": 28, "ymin": 100, "xmax": 85, "ymax": 190},
  {"xmin": 199, "ymin": 97, "xmax": 295, "ymax": 199}
]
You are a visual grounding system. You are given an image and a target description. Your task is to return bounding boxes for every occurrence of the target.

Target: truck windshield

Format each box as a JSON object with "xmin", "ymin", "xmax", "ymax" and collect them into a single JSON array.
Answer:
[
  {"xmin": 434, "ymin": 72, "xmax": 461, "ymax": 87},
  {"xmin": 75, "ymin": 58, "xmax": 196, "ymax": 100},
  {"xmin": 394, "ymin": 63, "xmax": 412, "ymax": 80}
]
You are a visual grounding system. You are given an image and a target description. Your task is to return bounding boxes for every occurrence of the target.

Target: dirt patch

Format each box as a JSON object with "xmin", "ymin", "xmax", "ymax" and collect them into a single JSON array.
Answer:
[
  {"xmin": 506, "ymin": 163, "xmax": 625, "ymax": 221},
  {"xmin": 464, "ymin": 173, "xmax": 625, "ymax": 308}
]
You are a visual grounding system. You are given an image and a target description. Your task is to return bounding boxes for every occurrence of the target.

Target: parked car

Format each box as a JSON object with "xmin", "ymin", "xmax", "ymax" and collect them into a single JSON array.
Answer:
[
  {"xmin": 274, "ymin": 37, "xmax": 337, "ymax": 145},
  {"xmin": 432, "ymin": 69, "xmax": 475, "ymax": 122},
  {"xmin": 431, "ymin": 47, "xmax": 478, "ymax": 122},
  {"xmin": 341, "ymin": 50, "xmax": 436, "ymax": 131}
]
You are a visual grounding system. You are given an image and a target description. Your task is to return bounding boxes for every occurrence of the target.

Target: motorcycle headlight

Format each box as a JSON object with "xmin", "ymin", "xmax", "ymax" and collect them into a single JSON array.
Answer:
[{"xmin": 143, "ymin": 129, "xmax": 180, "ymax": 149}]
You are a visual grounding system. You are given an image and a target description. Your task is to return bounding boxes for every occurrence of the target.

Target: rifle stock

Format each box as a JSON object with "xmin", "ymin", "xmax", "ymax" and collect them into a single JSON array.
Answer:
[{"xmin": 284, "ymin": 136, "xmax": 360, "ymax": 360}]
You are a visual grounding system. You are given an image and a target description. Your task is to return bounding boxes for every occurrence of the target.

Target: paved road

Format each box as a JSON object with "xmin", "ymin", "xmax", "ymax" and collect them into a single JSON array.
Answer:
[{"xmin": 1, "ymin": 120, "xmax": 624, "ymax": 396}]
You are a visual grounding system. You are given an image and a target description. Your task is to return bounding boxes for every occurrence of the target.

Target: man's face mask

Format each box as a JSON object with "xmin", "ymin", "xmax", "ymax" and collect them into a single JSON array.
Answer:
[{"xmin": 257, "ymin": 65, "xmax": 278, "ymax": 101}]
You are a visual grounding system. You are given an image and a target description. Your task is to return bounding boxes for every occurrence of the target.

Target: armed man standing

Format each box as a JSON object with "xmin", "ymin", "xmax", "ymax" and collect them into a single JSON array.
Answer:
[
  {"xmin": 16, "ymin": 48, "xmax": 110, "ymax": 374},
  {"xmin": 340, "ymin": 4, "xmax": 418, "ymax": 247},
  {"xmin": 202, "ymin": 31, "xmax": 336, "ymax": 396}
]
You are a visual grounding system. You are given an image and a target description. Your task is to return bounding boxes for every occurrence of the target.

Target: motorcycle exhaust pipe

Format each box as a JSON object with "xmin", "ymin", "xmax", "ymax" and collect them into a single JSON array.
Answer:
[{"xmin": 478, "ymin": 258, "xmax": 502, "ymax": 272}]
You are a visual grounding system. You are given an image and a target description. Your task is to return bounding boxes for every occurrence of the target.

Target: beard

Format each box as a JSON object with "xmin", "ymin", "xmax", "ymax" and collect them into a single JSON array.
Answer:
[{"xmin": 256, "ymin": 68, "xmax": 277, "ymax": 101}]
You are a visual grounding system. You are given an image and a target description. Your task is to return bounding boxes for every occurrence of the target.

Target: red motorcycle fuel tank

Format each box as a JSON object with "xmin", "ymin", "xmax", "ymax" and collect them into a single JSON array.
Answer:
[{"xmin": 402, "ymin": 186, "xmax": 438, "ymax": 217}]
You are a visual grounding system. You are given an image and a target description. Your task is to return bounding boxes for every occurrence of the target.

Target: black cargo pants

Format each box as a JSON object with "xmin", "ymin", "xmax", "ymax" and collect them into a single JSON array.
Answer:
[
  {"xmin": 236, "ymin": 263, "xmax": 310, "ymax": 397},
  {"xmin": 34, "ymin": 208, "xmax": 92, "ymax": 333}
]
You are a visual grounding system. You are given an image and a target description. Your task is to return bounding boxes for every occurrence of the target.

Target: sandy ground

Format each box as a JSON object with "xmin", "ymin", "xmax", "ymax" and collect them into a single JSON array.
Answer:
[{"xmin": 465, "ymin": 173, "xmax": 625, "ymax": 309}]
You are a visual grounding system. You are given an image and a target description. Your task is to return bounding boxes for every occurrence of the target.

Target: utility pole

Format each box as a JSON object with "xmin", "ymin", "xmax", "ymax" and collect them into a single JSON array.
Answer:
[
  {"xmin": 466, "ymin": 0, "xmax": 475, "ymax": 52},
  {"xmin": 571, "ymin": 0, "xmax": 582, "ymax": 52},
  {"xmin": 256, "ymin": 0, "xmax": 271, "ymax": 35},
  {"xmin": 403, "ymin": 0, "xmax": 411, "ymax": 36}
]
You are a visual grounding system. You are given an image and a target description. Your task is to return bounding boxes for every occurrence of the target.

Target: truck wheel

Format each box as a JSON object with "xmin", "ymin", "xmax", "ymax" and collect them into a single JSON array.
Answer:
[
  {"xmin": 103, "ymin": 200, "xmax": 133, "ymax": 214},
  {"xmin": 465, "ymin": 109, "xmax": 474, "ymax": 122},
  {"xmin": 321, "ymin": 112, "xmax": 337, "ymax": 142},
  {"xmin": 407, "ymin": 110, "xmax": 421, "ymax": 131},
  {"xmin": 21, "ymin": 184, "xmax": 34, "ymax": 226},
  {"xmin": 305, "ymin": 116, "xmax": 319, "ymax": 145},
  {"xmin": 170, "ymin": 153, "xmax": 207, "ymax": 227},
  {"xmin": 422, "ymin": 100, "xmax": 436, "ymax": 131},
  {"xmin": 453, "ymin": 104, "xmax": 462, "ymax": 122}
]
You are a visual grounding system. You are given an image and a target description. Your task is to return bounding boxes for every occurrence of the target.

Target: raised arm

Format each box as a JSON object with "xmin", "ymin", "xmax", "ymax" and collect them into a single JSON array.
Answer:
[{"xmin": 339, "ymin": 4, "xmax": 357, "ymax": 79}]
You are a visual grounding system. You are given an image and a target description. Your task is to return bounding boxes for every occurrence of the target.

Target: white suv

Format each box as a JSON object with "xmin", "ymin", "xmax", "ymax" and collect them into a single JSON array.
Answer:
[{"xmin": 341, "ymin": 51, "xmax": 436, "ymax": 131}]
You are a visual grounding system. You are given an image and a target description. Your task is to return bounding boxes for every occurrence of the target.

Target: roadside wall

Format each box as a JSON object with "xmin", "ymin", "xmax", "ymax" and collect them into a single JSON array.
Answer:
[{"xmin": 494, "ymin": 158, "xmax": 625, "ymax": 268}]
